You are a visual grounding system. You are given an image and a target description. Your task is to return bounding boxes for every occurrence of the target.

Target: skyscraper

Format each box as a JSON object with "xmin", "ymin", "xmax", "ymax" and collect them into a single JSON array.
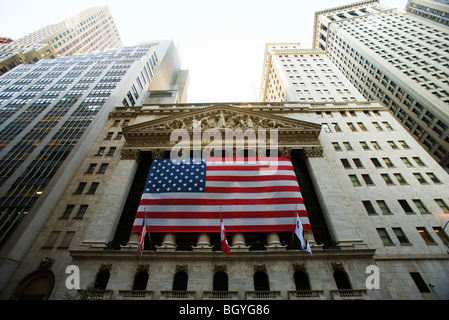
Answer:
[
  {"xmin": 406, "ymin": 0, "xmax": 449, "ymax": 26},
  {"xmin": 0, "ymin": 40, "xmax": 188, "ymax": 295},
  {"xmin": 0, "ymin": 6, "xmax": 123, "ymax": 75},
  {"xmin": 313, "ymin": 0, "xmax": 449, "ymax": 170}
]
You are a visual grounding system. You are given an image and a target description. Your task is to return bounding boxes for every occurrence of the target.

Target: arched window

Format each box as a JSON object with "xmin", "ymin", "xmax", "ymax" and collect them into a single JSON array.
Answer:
[
  {"xmin": 94, "ymin": 270, "xmax": 110, "ymax": 290},
  {"xmin": 13, "ymin": 270, "xmax": 55, "ymax": 300},
  {"xmin": 213, "ymin": 271, "xmax": 228, "ymax": 291},
  {"xmin": 333, "ymin": 269, "xmax": 352, "ymax": 290},
  {"xmin": 294, "ymin": 270, "xmax": 311, "ymax": 290},
  {"xmin": 254, "ymin": 271, "xmax": 270, "ymax": 291},
  {"xmin": 132, "ymin": 271, "xmax": 149, "ymax": 290},
  {"xmin": 172, "ymin": 271, "xmax": 188, "ymax": 291}
]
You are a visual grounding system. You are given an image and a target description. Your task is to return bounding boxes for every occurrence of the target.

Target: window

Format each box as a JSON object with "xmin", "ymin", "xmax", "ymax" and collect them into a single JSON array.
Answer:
[
  {"xmin": 75, "ymin": 205, "xmax": 88, "ymax": 219},
  {"xmin": 74, "ymin": 182, "xmax": 86, "ymax": 194},
  {"xmin": 333, "ymin": 269, "xmax": 352, "ymax": 290},
  {"xmin": 341, "ymin": 159, "xmax": 351, "ymax": 168},
  {"xmin": 433, "ymin": 227, "xmax": 449, "ymax": 246},
  {"xmin": 98, "ymin": 163, "xmax": 108, "ymax": 173},
  {"xmin": 393, "ymin": 228, "xmax": 410, "ymax": 245},
  {"xmin": 352, "ymin": 158, "xmax": 364, "ymax": 168},
  {"xmin": 86, "ymin": 163, "xmax": 96, "ymax": 173},
  {"xmin": 371, "ymin": 158, "xmax": 382, "ymax": 168},
  {"xmin": 382, "ymin": 157, "xmax": 394, "ymax": 167},
  {"xmin": 382, "ymin": 121, "xmax": 394, "ymax": 130},
  {"xmin": 398, "ymin": 140, "xmax": 410, "ymax": 149},
  {"xmin": 173, "ymin": 271, "xmax": 188, "ymax": 291},
  {"xmin": 371, "ymin": 141, "xmax": 381, "ymax": 149},
  {"xmin": 343, "ymin": 142, "xmax": 353, "ymax": 150},
  {"xmin": 362, "ymin": 174, "xmax": 375, "ymax": 185},
  {"xmin": 87, "ymin": 182, "xmax": 99, "ymax": 194},
  {"xmin": 381, "ymin": 174, "xmax": 395, "ymax": 185},
  {"xmin": 426, "ymin": 173, "xmax": 441, "ymax": 183},
  {"xmin": 377, "ymin": 200, "xmax": 392, "ymax": 215},
  {"xmin": 349, "ymin": 174, "xmax": 362, "ymax": 186},
  {"xmin": 394, "ymin": 173, "xmax": 408, "ymax": 185},
  {"xmin": 357, "ymin": 122, "xmax": 367, "ymax": 131},
  {"xmin": 413, "ymin": 173, "xmax": 428, "ymax": 184},
  {"xmin": 412, "ymin": 157, "xmax": 426, "ymax": 167},
  {"xmin": 363, "ymin": 200, "xmax": 377, "ymax": 215},
  {"xmin": 97, "ymin": 147, "xmax": 105, "ymax": 155},
  {"xmin": 61, "ymin": 205, "xmax": 74, "ymax": 219},
  {"xmin": 401, "ymin": 157, "xmax": 413, "ymax": 167},
  {"xmin": 360, "ymin": 141, "xmax": 370, "ymax": 150},
  {"xmin": 213, "ymin": 271, "xmax": 229, "ymax": 291},
  {"xmin": 417, "ymin": 227, "xmax": 436, "ymax": 245},
  {"xmin": 399, "ymin": 199, "xmax": 414, "ymax": 214},
  {"xmin": 388, "ymin": 141, "xmax": 399, "ymax": 149},
  {"xmin": 293, "ymin": 270, "xmax": 311, "ymax": 290},
  {"xmin": 413, "ymin": 199, "xmax": 429, "ymax": 214},
  {"xmin": 332, "ymin": 142, "xmax": 342, "ymax": 151},
  {"xmin": 409, "ymin": 272, "xmax": 430, "ymax": 293},
  {"xmin": 132, "ymin": 271, "xmax": 149, "ymax": 291},
  {"xmin": 58, "ymin": 231, "xmax": 75, "ymax": 249},
  {"xmin": 332, "ymin": 123, "xmax": 342, "ymax": 132},
  {"xmin": 348, "ymin": 123, "xmax": 357, "ymax": 131},
  {"xmin": 435, "ymin": 199, "xmax": 449, "ymax": 213},
  {"xmin": 107, "ymin": 147, "xmax": 116, "ymax": 156},
  {"xmin": 377, "ymin": 228, "xmax": 393, "ymax": 245},
  {"xmin": 254, "ymin": 271, "xmax": 270, "ymax": 291}
]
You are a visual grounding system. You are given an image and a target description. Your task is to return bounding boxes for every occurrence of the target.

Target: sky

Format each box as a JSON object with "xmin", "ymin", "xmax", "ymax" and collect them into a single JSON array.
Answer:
[{"xmin": 0, "ymin": 0, "xmax": 408, "ymax": 103}]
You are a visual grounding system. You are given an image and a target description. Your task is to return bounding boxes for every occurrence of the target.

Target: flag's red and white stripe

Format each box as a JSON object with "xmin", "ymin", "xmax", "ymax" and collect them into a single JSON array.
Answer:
[{"xmin": 132, "ymin": 157, "xmax": 310, "ymax": 233}]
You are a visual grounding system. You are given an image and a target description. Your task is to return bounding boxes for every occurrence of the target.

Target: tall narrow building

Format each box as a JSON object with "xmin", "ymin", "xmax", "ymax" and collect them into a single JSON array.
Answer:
[
  {"xmin": 0, "ymin": 40, "xmax": 188, "ymax": 296},
  {"xmin": 313, "ymin": 0, "xmax": 449, "ymax": 170},
  {"xmin": 0, "ymin": 6, "xmax": 123, "ymax": 75}
]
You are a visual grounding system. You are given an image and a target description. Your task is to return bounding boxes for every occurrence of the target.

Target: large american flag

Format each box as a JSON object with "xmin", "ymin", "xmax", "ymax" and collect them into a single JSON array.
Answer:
[{"xmin": 132, "ymin": 157, "xmax": 310, "ymax": 233}]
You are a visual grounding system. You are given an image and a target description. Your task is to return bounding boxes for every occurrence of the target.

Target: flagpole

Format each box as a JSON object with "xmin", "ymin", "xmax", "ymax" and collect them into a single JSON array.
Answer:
[
  {"xmin": 291, "ymin": 205, "xmax": 297, "ymax": 249},
  {"xmin": 145, "ymin": 208, "xmax": 152, "ymax": 250}
]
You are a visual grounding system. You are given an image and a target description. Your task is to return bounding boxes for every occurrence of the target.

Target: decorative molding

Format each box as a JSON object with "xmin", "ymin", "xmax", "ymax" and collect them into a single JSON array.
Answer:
[
  {"xmin": 39, "ymin": 257, "xmax": 55, "ymax": 270},
  {"xmin": 175, "ymin": 264, "xmax": 188, "ymax": 273},
  {"xmin": 302, "ymin": 146, "xmax": 324, "ymax": 158},
  {"xmin": 120, "ymin": 148, "xmax": 140, "ymax": 160},
  {"xmin": 99, "ymin": 263, "xmax": 112, "ymax": 272}
]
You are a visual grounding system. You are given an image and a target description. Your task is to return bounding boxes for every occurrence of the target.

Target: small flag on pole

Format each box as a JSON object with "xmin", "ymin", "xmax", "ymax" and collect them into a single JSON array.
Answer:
[
  {"xmin": 137, "ymin": 214, "xmax": 148, "ymax": 259},
  {"xmin": 295, "ymin": 213, "xmax": 312, "ymax": 254},
  {"xmin": 220, "ymin": 217, "xmax": 231, "ymax": 256}
]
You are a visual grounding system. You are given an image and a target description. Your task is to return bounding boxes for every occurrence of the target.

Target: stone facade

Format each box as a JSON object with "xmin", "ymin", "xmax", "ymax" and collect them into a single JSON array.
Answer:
[{"xmin": 4, "ymin": 101, "xmax": 448, "ymax": 300}]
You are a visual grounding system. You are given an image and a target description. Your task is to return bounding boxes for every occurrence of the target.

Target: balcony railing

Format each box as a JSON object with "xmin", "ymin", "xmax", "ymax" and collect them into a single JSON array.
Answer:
[
  {"xmin": 118, "ymin": 290, "xmax": 154, "ymax": 300},
  {"xmin": 77, "ymin": 289, "xmax": 114, "ymax": 300},
  {"xmin": 288, "ymin": 290, "xmax": 325, "ymax": 300},
  {"xmin": 160, "ymin": 290, "xmax": 196, "ymax": 300},
  {"xmin": 203, "ymin": 291, "xmax": 239, "ymax": 300},
  {"xmin": 245, "ymin": 291, "xmax": 281, "ymax": 300},
  {"xmin": 330, "ymin": 289, "xmax": 368, "ymax": 300}
]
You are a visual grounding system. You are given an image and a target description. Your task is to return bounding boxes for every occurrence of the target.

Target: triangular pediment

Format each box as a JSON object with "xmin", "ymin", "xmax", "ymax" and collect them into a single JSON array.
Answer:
[{"xmin": 123, "ymin": 105, "xmax": 321, "ymax": 135}]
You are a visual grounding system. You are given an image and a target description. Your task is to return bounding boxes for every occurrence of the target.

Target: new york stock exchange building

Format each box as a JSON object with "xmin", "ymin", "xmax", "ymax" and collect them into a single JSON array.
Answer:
[{"xmin": 3, "ymin": 45, "xmax": 449, "ymax": 304}]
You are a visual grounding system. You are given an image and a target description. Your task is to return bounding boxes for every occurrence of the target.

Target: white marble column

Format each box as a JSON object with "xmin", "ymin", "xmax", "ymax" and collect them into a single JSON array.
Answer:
[
  {"xmin": 231, "ymin": 232, "xmax": 249, "ymax": 252},
  {"xmin": 193, "ymin": 233, "xmax": 212, "ymax": 251}
]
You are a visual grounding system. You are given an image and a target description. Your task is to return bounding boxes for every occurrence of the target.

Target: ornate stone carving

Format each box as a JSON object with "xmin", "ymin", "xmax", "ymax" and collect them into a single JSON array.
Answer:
[
  {"xmin": 120, "ymin": 148, "xmax": 140, "ymax": 160},
  {"xmin": 39, "ymin": 257, "xmax": 55, "ymax": 270},
  {"xmin": 254, "ymin": 264, "xmax": 267, "ymax": 272},
  {"xmin": 175, "ymin": 264, "xmax": 188, "ymax": 272},
  {"xmin": 293, "ymin": 263, "xmax": 307, "ymax": 272},
  {"xmin": 214, "ymin": 265, "xmax": 227, "ymax": 272},
  {"xmin": 137, "ymin": 264, "xmax": 149, "ymax": 272},
  {"xmin": 302, "ymin": 146, "xmax": 324, "ymax": 158},
  {"xmin": 99, "ymin": 263, "xmax": 112, "ymax": 272}
]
